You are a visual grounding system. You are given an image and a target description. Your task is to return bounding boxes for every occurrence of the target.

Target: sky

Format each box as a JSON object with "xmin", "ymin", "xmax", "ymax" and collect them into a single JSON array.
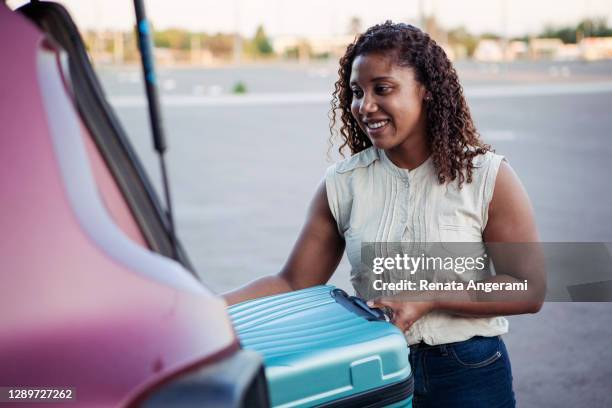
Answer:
[{"xmin": 8, "ymin": 0, "xmax": 612, "ymax": 38}]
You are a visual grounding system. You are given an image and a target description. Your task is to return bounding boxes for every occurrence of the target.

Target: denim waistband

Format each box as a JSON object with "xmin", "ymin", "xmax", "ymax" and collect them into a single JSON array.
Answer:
[{"xmin": 409, "ymin": 335, "xmax": 500, "ymax": 351}]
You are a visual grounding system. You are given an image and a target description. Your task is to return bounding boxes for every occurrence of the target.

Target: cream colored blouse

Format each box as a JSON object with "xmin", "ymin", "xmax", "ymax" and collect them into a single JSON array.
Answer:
[{"xmin": 325, "ymin": 147, "xmax": 509, "ymax": 345}]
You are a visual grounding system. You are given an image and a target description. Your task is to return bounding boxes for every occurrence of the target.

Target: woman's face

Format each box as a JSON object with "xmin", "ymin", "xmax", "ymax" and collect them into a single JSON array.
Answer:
[{"xmin": 349, "ymin": 52, "xmax": 427, "ymax": 153}]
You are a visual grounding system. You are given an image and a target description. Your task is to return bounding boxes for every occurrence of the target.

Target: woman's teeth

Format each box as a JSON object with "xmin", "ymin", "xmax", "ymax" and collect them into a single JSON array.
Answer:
[{"xmin": 367, "ymin": 120, "xmax": 389, "ymax": 129}]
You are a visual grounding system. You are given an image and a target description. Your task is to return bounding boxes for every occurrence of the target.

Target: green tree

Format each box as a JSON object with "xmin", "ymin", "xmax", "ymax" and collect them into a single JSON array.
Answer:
[
  {"xmin": 202, "ymin": 33, "xmax": 235, "ymax": 57},
  {"xmin": 447, "ymin": 26, "xmax": 478, "ymax": 57},
  {"xmin": 541, "ymin": 24, "xmax": 577, "ymax": 43},
  {"xmin": 153, "ymin": 28, "xmax": 190, "ymax": 50},
  {"xmin": 578, "ymin": 17, "xmax": 612, "ymax": 37},
  {"xmin": 480, "ymin": 32, "xmax": 501, "ymax": 40},
  {"xmin": 253, "ymin": 25, "xmax": 273, "ymax": 55},
  {"xmin": 539, "ymin": 17, "xmax": 612, "ymax": 43}
]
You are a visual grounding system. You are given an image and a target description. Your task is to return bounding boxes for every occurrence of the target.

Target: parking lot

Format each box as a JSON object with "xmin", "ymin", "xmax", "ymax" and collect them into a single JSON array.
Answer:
[{"xmin": 102, "ymin": 59, "xmax": 612, "ymax": 406}]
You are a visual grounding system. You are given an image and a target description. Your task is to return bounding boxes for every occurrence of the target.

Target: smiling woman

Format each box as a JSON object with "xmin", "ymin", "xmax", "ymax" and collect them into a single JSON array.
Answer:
[
  {"xmin": 325, "ymin": 21, "xmax": 543, "ymax": 408},
  {"xmin": 225, "ymin": 21, "xmax": 543, "ymax": 408}
]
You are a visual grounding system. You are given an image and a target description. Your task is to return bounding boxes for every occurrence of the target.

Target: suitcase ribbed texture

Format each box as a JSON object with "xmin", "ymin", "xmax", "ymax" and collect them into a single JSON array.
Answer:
[{"xmin": 229, "ymin": 286, "xmax": 412, "ymax": 408}]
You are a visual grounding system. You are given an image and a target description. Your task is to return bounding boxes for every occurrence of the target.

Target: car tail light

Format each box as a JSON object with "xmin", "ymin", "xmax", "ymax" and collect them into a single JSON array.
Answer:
[{"xmin": 134, "ymin": 349, "xmax": 270, "ymax": 408}]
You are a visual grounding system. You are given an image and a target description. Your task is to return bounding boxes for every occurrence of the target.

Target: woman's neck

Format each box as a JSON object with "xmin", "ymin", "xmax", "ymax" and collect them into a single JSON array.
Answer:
[{"xmin": 384, "ymin": 137, "xmax": 430, "ymax": 170}]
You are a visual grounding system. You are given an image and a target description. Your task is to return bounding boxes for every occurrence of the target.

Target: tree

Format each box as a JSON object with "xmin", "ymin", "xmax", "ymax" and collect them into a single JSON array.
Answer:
[
  {"xmin": 202, "ymin": 33, "xmax": 235, "ymax": 57},
  {"xmin": 541, "ymin": 24, "xmax": 577, "ymax": 43},
  {"xmin": 153, "ymin": 28, "xmax": 190, "ymax": 50},
  {"xmin": 539, "ymin": 17, "xmax": 612, "ymax": 44},
  {"xmin": 480, "ymin": 32, "xmax": 501, "ymax": 40},
  {"xmin": 447, "ymin": 26, "xmax": 478, "ymax": 57},
  {"xmin": 578, "ymin": 17, "xmax": 612, "ymax": 37},
  {"xmin": 253, "ymin": 25, "xmax": 273, "ymax": 55}
]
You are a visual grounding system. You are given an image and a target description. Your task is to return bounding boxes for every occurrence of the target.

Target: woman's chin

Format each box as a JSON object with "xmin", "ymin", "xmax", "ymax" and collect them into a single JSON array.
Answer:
[{"xmin": 369, "ymin": 137, "xmax": 394, "ymax": 151}]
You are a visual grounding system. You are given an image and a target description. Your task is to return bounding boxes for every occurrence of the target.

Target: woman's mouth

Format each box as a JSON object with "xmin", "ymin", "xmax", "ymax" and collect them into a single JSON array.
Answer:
[{"xmin": 365, "ymin": 119, "xmax": 390, "ymax": 136}]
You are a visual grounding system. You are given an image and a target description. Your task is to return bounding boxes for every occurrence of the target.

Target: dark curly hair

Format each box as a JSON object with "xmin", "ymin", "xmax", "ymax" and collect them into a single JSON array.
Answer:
[{"xmin": 329, "ymin": 21, "xmax": 491, "ymax": 186}]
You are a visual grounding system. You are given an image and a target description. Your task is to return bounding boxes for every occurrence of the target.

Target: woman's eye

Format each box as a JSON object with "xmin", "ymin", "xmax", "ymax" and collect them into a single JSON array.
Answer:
[
  {"xmin": 351, "ymin": 89, "xmax": 363, "ymax": 98},
  {"xmin": 376, "ymin": 86, "xmax": 391, "ymax": 94}
]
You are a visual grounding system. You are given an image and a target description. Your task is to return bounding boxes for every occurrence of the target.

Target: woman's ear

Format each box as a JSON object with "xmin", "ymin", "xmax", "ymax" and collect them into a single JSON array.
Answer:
[{"xmin": 417, "ymin": 84, "xmax": 431, "ymax": 102}]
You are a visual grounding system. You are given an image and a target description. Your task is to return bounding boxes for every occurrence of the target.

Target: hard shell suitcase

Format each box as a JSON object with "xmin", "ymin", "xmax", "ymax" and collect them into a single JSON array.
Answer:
[{"xmin": 228, "ymin": 285, "xmax": 413, "ymax": 408}]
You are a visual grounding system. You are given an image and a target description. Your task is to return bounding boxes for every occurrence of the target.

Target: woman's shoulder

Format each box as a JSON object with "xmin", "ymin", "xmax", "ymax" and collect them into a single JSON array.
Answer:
[
  {"xmin": 468, "ymin": 150, "xmax": 506, "ymax": 187},
  {"xmin": 325, "ymin": 148, "xmax": 380, "ymax": 236},
  {"xmin": 445, "ymin": 149, "xmax": 506, "ymax": 194},
  {"xmin": 471, "ymin": 149, "xmax": 505, "ymax": 169},
  {"xmin": 329, "ymin": 146, "xmax": 380, "ymax": 175}
]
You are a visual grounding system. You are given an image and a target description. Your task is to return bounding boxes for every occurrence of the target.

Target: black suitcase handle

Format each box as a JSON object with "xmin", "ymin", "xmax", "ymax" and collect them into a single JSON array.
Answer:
[{"xmin": 331, "ymin": 289, "xmax": 389, "ymax": 322}]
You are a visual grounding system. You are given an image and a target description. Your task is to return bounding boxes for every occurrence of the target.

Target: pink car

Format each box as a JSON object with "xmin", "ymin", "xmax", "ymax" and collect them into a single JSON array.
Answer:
[{"xmin": 0, "ymin": 2, "xmax": 269, "ymax": 407}]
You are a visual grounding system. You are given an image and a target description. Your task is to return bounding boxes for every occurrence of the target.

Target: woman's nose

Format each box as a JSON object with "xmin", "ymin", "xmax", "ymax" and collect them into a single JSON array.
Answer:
[{"xmin": 358, "ymin": 94, "xmax": 378, "ymax": 115}]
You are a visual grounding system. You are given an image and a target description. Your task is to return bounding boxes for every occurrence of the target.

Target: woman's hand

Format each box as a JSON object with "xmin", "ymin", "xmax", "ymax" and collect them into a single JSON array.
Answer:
[{"xmin": 367, "ymin": 296, "xmax": 435, "ymax": 332}]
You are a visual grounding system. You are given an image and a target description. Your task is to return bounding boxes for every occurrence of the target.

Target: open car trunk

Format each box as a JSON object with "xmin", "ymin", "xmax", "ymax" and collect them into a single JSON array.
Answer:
[
  {"xmin": 18, "ymin": 0, "xmax": 195, "ymax": 274},
  {"xmin": 1, "ymin": 2, "xmax": 273, "ymax": 406}
]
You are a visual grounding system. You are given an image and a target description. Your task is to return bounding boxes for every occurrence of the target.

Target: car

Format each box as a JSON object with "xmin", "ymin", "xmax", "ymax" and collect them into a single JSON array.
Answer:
[{"xmin": 0, "ymin": 2, "xmax": 269, "ymax": 406}]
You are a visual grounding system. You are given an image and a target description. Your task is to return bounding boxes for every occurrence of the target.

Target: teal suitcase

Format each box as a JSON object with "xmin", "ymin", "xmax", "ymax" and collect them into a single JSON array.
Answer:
[{"xmin": 228, "ymin": 285, "xmax": 413, "ymax": 408}]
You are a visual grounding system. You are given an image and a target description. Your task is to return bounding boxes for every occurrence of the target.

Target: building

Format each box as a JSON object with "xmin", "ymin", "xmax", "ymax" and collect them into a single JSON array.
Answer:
[
  {"xmin": 272, "ymin": 35, "xmax": 355, "ymax": 61},
  {"xmin": 529, "ymin": 38, "xmax": 564, "ymax": 60},
  {"xmin": 473, "ymin": 39, "xmax": 504, "ymax": 62},
  {"xmin": 580, "ymin": 37, "xmax": 612, "ymax": 60}
]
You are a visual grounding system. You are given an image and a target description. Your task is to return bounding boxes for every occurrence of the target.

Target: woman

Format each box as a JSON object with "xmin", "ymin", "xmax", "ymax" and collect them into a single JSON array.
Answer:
[{"xmin": 225, "ymin": 21, "xmax": 544, "ymax": 407}]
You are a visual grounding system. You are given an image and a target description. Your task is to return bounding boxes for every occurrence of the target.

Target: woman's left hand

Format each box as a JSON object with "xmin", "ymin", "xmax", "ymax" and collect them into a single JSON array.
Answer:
[{"xmin": 367, "ymin": 296, "xmax": 435, "ymax": 332}]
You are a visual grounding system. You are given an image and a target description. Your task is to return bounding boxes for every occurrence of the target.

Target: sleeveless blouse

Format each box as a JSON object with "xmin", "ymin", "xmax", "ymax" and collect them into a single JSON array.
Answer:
[{"xmin": 325, "ymin": 147, "xmax": 509, "ymax": 345}]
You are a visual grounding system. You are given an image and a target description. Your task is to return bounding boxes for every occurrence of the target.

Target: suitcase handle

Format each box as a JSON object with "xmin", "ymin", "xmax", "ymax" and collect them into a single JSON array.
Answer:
[{"xmin": 331, "ymin": 289, "xmax": 389, "ymax": 322}]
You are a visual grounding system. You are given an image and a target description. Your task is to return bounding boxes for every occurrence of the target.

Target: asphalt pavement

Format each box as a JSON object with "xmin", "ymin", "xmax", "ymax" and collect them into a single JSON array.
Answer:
[{"xmin": 102, "ymin": 59, "xmax": 612, "ymax": 407}]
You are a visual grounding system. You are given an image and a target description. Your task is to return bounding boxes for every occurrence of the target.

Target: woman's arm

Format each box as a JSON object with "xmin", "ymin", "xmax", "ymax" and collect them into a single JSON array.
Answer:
[
  {"xmin": 223, "ymin": 181, "xmax": 345, "ymax": 305},
  {"xmin": 369, "ymin": 161, "xmax": 546, "ymax": 331}
]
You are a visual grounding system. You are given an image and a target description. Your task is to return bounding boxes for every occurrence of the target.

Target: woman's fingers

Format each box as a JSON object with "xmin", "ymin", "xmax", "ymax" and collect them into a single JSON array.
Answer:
[
  {"xmin": 367, "ymin": 298, "xmax": 419, "ymax": 331},
  {"xmin": 395, "ymin": 314, "xmax": 414, "ymax": 332},
  {"xmin": 366, "ymin": 298, "xmax": 384, "ymax": 309},
  {"xmin": 367, "ymin": 297, "xmax": 396, "ymax": 309},
  {"xmin": 368, "ymin": 298, "xmax": 401, "ymax": 329},
  {"xmin": 368, "ymin": 298, "xmax": 402, "ymax": 324},
  {"xmin": 388, "ymin": 308, "xmax": 406, "ymax": 331}
]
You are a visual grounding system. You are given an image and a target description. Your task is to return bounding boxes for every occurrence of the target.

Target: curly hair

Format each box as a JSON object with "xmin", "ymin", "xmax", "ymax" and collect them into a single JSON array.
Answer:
[{"xmin": 329, "ymin": 21, "xmax": 491, "ymax": 186}]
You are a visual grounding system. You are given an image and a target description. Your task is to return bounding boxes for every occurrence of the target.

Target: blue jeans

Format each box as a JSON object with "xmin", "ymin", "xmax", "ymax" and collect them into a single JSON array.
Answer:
[{"xmin": 409, "ymin": 336, "xmax": 515, "ymax": 408}]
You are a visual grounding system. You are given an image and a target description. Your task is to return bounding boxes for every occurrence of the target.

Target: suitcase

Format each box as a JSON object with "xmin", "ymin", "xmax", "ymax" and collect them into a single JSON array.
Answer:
[{"xmin": 228, "ymin": 285, "xmax": 413, "ymax": 408}]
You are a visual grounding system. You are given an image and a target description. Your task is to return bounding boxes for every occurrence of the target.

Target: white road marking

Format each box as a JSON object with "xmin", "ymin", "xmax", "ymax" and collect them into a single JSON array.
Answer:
[
  {"xmin": 109, "ymin": 81, "xmax": 612, "ymax": 108},
  {"xmin": 465, "ymin": 81, "xmax": 612, "ymax": 98}
]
